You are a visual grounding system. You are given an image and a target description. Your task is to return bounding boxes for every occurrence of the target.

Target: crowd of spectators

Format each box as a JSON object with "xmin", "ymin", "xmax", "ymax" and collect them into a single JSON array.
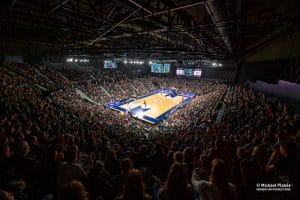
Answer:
[
  {"xmin": 2, "ymin": 63, "xmax": 58, "ymax": 90},
  {"xmin": 0, "ymin": 63, "xmax": 299, "ymax": 200},
  {"xmin": 34, "ymin": 65, "xmax": 70, "ymax": 88}
]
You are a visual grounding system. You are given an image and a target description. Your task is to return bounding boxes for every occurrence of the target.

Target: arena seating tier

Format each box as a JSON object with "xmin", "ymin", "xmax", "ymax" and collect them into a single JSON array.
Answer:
[{"xmin": 0, "ymin": 63, "xmax": 299, "ymax": 200}]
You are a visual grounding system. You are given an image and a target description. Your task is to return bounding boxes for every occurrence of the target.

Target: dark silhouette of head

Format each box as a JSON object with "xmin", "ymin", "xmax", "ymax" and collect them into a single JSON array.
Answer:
[
  {"xmin": 121, "ymin": 158, "xmax": 132, "ymax": 174},
  {"xmin": 65, "ymin": 144, "xmax": 79, "ymax": 163},
  {"xmin": 210, "ymin": 159, "xmax": 230, "ymax": 186},
  {"xmin": 165, "ymin": 163, "xmax": 189, "ymax": 200},
  {"xmin": 121, "ymin": 169, "xmax": 146, "ymax": 200},
  {"xmin": 60, "ymin": 180, "xmax": 88, "ymax": 200}
]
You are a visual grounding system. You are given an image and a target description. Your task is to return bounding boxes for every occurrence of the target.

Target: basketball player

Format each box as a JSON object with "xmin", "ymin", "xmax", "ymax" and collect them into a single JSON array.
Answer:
[{"xmin": 128, "ymin": 104, "xmax": 131, "ymax": 113}]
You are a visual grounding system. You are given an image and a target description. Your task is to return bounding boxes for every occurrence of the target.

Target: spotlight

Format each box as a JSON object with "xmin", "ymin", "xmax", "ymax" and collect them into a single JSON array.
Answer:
[
  {"xmin": 212, "ymin": 62, "xmax": 217, "ymax": 66},
  {"xmin": 124, "ymin": 60, "xmax": 127, "ymax": 64},
  {"xmin": 149, "ymin": 61, "xmax": 152, "ymax": 64},
  {"xmin": 218, "ymin": 63, "xmax": 222, "ymax": 67},
  {"xmin": 69, "ymin": 58, "xmax": 73, "ymax": 62},
  {"xmin": 75, "ymin": 59, "xmax": 78, "ymax": 62},
  {"xmin": 129, "ymin": 61, "xmax": 133, "ymax": 64}
]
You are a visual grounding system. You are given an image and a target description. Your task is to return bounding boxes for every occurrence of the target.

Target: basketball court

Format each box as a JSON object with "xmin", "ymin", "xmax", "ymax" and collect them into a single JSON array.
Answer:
[{"xmin": 106, "ymin": 89, "xmax": 195, "ymax": 124}]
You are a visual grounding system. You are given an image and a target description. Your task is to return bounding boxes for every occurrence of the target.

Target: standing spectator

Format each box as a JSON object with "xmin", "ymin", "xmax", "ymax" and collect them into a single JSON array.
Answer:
[
  {"xmin": 173, "ymin": 151, "xmax": 183, "ymax": 164},
  {"xmin": 158, "ymin": 163, "xmax": 194, "ymax": 200},
  {"xmin": 208, "ymin": 139, "xmax": 231, "ymax": 165},
  {"xmin": 192, "ymin": 159, "xmax": 238, "ymax": 200},
  {"xmin": 266, "ymin": 141, "xmax": 299, "ymax": 182},
  {"xmin": 0, "ymin": 189, "xmax": 14, "ymax": 200},
  {"xmin": 115, "ymin": 169, "xmax": 151, "ymax": 200},
  {"xmin": 59, "ymin": 180, "xmax": 88, "ymax": 200},
  {"xmin": 148, "ymin": 143, "xmax": 169, "ymax": 181},
  {"xmin": 10, "ymin": 141, "xmax": 35, "ymax": 185},
  {"xmin": 56, "ymin": 145, "xmax": 86, "ymax": 189},
  {"xmin": 104, "ymin": 150, "xmax": 121, "ymax": 177},
  {"xmin": 86, "ymin": 161, "xmax": 112, "ymax": 200},
  {"xmin": 183, "ymin": 147, "xmax": 194, "ymax": 180},
  {"xmin": 113, "ymin": 158, "xmax": 133, "ymax": 197},
  {"xmin": 132, "ymin": 145, "xmax": 148, "ymax": 169}
]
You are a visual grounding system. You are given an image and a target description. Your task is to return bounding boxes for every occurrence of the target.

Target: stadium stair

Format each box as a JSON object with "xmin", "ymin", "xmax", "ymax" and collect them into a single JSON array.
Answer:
[
  {"xmin": 215, "ymin": 87, "xmax": 230, "ymax": 124},
  {"xmin": 32, "ymin": 65, "xmax": 57, "ymax": 85},
  {"xmin": 116, "ymin": 84, "xmax": 127, "ymax": 95},
  {"xmin": 90, "ymin": 74, "xmax": 96, "ymax": 80},
  {"xmin": 57, "ymin": 71, "xmax": 70, "ymax": 82},
  {"xmin": 99, "ymin": 85, "xmax": 112, "ymax": 97},
  {"xmin": 75, "ymin": 89, "xmax": 97, "ymax": 104},
  {"xmin": 129, "ymin": 83, "xmax": 139, "ymax": 96}
]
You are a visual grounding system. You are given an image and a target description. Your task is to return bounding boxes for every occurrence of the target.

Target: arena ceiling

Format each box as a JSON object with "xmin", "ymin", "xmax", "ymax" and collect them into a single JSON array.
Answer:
[{"xmin": 0, "ymin": 0, "xmax": 299, "ymax": 60}]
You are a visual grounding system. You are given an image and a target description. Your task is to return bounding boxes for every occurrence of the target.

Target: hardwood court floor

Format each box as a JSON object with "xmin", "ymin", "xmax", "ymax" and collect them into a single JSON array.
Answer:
[{"xmin": 120, "ymin": 93, "xmax": 187, "ymax": 119}]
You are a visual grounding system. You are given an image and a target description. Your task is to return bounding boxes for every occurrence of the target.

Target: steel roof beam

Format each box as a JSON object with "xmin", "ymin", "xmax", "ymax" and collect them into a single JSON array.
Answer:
[
  {"xmin": 127, "ymin": 0, "xmax": 211, "ymax": 22},
  {"xmin": 51, "ymin": 0, "xmax": 71, "ymax": 13},
  {"xmin": 88, "ymin": 8, "xmax": 141, "ymax": 46},
  {"xmin": 204, "ymin": 1, "xmax": 233, "ymax": 53},
  {"xmin": 127, "ymin": 0, "xmax": 152, "ymax": 14}
]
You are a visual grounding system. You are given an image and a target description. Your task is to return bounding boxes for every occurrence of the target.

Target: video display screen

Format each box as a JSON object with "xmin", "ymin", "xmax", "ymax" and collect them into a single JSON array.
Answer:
[
  {"xmin": 104, "ymin": 61, "xmax": 117, "ymax": 68},
  {"xmin": 176, "ymin": 68, "xmax": 184, "ymax": 75},
  {"xmin": 193, "ymin": 69, "xmax": 202, "ymax": 77},
  {"xmin": 184, "ymin": 69, "xmax": 193, "ymax": 76},
  {"xmin": 176, "ymin": 68, "xmax": 203, "ymax": 77},
  {"xmin": 151, "ymin": 63, "xmax": 170, "ymax": 73}
]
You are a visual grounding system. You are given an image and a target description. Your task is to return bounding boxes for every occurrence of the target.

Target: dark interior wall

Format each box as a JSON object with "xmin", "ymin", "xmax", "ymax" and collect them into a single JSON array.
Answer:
[
  {"xmin": 49, "ymin": 63, "xmax": 99, "ymax": 71},
  {"xmin": 0, "ymin": 41, "xmax": 63, "ymax": 60},
  {"xmin": 46, "ymin": 62, "xmax": 152, "ymax": 74},
  {"xmin": 118, "ymin": 63, "xmax": 150, "ymax": 74},
  {"xmin": 237, "ymin": 59, "xmax": 295, "ymax": 83},
  {"xmin": 238, "ymin": 33, "xmax": 300, "ymax": 83},
  {"xmin": 120, "ymin": 63, "xmax": 176, "ymax": 77},
  {"xmin": 244, "ymin": 33, "xmax": 300, "ymax": 63},
  {"xmin": 202, "ymin": 67, "xmax": 236, "ymax": 81}
]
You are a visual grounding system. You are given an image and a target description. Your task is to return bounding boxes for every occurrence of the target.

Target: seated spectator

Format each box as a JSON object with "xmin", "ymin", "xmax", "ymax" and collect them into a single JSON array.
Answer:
[
  {"xmin": 192, "ymin": 159, "xmax": 238, "ymax": 200},
  {"xmin": 115, "ymin": 169, "xmax": 151, "ymax": 200}
]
